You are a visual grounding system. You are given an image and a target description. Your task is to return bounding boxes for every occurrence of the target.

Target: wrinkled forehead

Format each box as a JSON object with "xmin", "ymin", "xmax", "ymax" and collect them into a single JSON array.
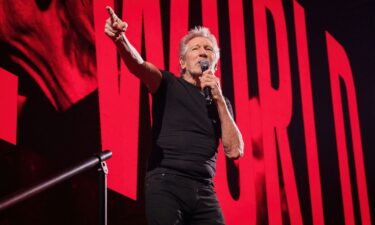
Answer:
[{"xmin": 186, "ymin": 36, "xmax": 214, "ymax": 48}]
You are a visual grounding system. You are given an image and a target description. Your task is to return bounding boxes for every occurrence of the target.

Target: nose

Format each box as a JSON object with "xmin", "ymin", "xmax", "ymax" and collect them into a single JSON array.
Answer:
[{"xmin": 198, "ymin": 48, "xmax": 208, "ymax": 57}]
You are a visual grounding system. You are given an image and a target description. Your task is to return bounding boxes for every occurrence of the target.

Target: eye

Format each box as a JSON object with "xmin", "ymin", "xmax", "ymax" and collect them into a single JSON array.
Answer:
[{"xmin": 205, "ymin": 47, "xmax": 213, "ymax": 52}]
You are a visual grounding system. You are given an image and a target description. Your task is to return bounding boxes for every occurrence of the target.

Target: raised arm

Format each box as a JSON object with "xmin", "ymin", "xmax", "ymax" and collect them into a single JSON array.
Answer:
[{"xmin": 104, "ymin": 6, "xmax": 162, "ymax": 94}]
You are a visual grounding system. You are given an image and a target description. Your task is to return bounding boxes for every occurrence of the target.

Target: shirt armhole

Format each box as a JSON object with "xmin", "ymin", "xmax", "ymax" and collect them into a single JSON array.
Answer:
[{"xmin": 152, "ymin": 70, "xmax": 175, "ymax": 96}]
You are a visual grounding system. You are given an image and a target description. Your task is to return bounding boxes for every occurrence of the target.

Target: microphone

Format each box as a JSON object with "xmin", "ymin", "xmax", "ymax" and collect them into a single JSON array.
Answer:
[{"xmin": 199, "ymin": 60, "xmax": 213, "ymax": 105}]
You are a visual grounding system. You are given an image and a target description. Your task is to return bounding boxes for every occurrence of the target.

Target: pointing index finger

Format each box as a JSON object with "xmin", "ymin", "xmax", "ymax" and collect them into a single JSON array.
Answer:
[{"xmin": 106, "ymin": 6, "xmax": 118, "ymax": 22}]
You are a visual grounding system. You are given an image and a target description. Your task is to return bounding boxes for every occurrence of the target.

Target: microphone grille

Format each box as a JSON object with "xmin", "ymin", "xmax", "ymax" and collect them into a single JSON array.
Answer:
[{"xmin": 199, "ymin": 60, "xmax": 210, "ymax": 72}]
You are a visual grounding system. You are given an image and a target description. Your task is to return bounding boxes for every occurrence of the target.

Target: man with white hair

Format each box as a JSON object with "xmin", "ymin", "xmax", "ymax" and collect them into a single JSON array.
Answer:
[{"xmin": 105, "ymin": 6, "xmax": 244, "ymax": 225}]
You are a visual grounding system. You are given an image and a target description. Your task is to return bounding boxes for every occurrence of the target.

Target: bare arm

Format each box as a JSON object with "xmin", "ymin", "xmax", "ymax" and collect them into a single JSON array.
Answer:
[
  {"xmin": 216, "ymin": 98, "xmax": 244, "ymax": 159},
  {"xmin": 104, "ymin": 6, "xmax": 162, "ymax": 94},
  {"xmin": 200, "ymin": 71, "xmax": 244, "ymax": 159}
]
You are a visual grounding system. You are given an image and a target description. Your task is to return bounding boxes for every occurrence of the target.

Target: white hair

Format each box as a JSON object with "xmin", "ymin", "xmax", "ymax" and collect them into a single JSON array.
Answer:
[{"xmin": 179, "ymin": 26, "xmax": 220, "ymax": 74}]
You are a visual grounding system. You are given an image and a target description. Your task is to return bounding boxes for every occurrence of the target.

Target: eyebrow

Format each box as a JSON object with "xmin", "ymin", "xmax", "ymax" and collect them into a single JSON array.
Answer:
[{"xmin": 190, "ymin": 44, "xmax": 213, "ymax": 48}]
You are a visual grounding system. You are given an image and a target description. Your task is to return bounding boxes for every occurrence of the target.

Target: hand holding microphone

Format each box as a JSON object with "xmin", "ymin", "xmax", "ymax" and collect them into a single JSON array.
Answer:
[
  {"xmin": 199, "ymin": 60, "xmax": 213, "ymax": 105},
  {"xmin": 199, "ymin": 60, "xmax": 223, "ymax": 105}
]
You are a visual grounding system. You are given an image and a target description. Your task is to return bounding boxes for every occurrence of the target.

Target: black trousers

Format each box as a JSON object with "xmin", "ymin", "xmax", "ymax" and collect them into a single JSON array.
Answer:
[{"xmin": 145, "ymin": 169, "xmax": 226, "ymax": 225}]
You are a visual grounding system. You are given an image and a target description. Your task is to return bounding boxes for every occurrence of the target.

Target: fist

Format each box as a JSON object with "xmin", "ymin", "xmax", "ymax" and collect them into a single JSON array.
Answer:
[
  {"xmin": 104, "ymin": 6, "xmax": 128, "ymax": 42},
  {"xmin": 199, "ymin": 71, "xmax": 224, "ymax": 102}
]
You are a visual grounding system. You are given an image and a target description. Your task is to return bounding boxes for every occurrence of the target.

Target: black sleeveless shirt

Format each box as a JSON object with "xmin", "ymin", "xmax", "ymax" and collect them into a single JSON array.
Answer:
[{"xmin": 148, "ymin": 71, "xmax": 233, "ymax": 179}]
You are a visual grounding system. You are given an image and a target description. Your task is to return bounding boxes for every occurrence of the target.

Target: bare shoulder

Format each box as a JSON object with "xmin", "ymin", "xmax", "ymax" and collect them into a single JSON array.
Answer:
[{"xmin": 140, "ymin": 61, "xmax": 162, "ymax": 94}]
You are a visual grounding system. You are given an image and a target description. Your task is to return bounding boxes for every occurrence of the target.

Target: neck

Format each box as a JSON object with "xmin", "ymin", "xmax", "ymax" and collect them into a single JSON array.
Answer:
[{"xmin": 182, "ymin": 72, "xmax": 201, "ymax": 87}]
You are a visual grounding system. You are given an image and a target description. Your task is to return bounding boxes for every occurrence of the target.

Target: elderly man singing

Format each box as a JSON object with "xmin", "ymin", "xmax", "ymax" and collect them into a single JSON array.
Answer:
[{"xmin": 104, "ymin": 6, "xmax": 244, "ymax": 225}]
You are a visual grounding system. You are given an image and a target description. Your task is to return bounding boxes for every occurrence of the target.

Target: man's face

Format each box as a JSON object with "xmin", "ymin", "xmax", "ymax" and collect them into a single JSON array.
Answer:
[{"xmin": 180, "ymin": 37, "xmax": 216, "ymax": 76}]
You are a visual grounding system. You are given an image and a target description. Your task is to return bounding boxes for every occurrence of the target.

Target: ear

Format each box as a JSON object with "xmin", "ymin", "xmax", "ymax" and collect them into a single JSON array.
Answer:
[
  {"xmin": 213, "ymin": 63, "xmax": 218, "ymax": 71},
  {"xmin": 179, "ymin": 58, "xmax": 186, "ymax": 70}
]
